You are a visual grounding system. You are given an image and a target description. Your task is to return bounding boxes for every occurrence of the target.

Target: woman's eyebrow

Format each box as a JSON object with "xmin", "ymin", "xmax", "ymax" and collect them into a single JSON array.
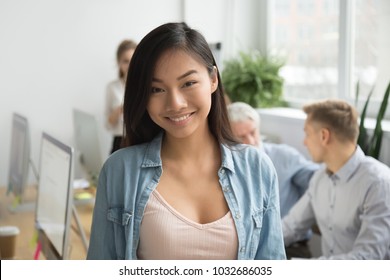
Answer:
[
  {"xmin": 177, "ymin": 70, "xmax": 197, "ymax": 81},
  {"xmin": 152, "ymin": 69, "xmax": 198, "ymax": 83}
]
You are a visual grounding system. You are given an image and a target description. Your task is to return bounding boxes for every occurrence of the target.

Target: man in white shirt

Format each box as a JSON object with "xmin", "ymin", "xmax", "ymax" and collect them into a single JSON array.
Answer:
[
  {"xmin": 227, "ymin": 102, "xmax": 319, "ymax": 259},
  {"xmin": 282, "ymin": 99, "xmax": 390, "ymax": 259}
]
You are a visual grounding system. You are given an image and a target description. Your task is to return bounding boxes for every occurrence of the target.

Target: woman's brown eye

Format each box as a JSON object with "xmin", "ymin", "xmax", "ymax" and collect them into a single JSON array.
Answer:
[
  {"xmin": 151, "ymin": 87, "xmax": 163, "ymax": 93},
  {"xmin": 184, "ymin": 81, "xmax": 196, "ymax": 87}
]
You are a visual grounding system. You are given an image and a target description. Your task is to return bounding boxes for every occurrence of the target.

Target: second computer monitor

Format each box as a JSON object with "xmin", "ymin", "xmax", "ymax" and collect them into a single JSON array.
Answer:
[
  {"xmin": 7, "ymin": 112, "xmax": 31, "ymax": 206},
  {"xmin": 72, "ymin": 108, "xmax": 103, "ymax": 185}
]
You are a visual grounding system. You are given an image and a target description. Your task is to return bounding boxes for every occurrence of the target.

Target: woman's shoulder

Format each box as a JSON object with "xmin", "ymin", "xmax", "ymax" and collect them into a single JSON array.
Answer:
[
  {"xmin": 224, "ymin": 144, "xmax": 275, "ymax": 178},
  {"xmin": 225, "ymin": 144, "xmax": 278, "ymax": 198},
  {"xmin": 102, "ymin": 142, "xmax": 151, "ymax": 171},
  {"xmin": 229, "ymin": 143, "xmax": 271, "ymax": 163}
]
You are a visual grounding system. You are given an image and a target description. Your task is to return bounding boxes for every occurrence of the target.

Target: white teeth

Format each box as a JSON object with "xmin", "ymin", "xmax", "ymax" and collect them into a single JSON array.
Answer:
[{"xmin": 169, "ymin": 114, "xmax": 190, "ymax": 122}]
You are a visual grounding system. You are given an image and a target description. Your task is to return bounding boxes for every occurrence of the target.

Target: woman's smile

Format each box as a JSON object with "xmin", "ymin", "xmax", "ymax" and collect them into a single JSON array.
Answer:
[{"xmin": 166, "ymin": 112, "xmax": 194, "ymax": 125}]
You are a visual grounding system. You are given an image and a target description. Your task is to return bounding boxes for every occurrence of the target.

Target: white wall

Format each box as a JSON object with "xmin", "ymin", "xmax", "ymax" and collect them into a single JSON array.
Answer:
[{"xmin": 0, "ymin": 0, "xmax": 261, "ymax": 186}]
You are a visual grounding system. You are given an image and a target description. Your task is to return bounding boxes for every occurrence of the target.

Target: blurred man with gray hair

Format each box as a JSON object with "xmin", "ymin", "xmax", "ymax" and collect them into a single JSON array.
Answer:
[{"xmin": 227, "ymin": 101, "xmax": 319, "ymax": 259}]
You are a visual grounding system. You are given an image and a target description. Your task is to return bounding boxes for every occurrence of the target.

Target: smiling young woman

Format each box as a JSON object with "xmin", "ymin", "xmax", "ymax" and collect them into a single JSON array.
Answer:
[{"xmin": 87, "ymin": 22, "xmax": 286, "ymax": 260}]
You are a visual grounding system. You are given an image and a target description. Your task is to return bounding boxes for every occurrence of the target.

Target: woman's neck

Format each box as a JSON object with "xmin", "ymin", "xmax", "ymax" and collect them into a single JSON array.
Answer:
[{"xmin": 161, "ymin": 129, "xmax": 219, "ymax": 164}]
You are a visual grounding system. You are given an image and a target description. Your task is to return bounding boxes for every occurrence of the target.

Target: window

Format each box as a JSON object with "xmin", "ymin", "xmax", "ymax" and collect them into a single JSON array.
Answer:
[
  {"xmin": 271, "ymin": 0, "xmax": 339, "ymax": 102},
  {"xmin": 354, "ymin": 0, "xmax": 389, "ymax": 101},
  {"xmin": 269, "ymin": 0, "xmax": 390, "ymax": 118}
]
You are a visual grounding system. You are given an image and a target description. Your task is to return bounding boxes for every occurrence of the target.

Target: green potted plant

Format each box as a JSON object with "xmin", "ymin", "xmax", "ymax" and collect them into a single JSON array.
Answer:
[
  {"xmin": 356, "ymin": 80, "xmax": 390, "ymax": 159},
  {"xmin": 221, "ymin": 50, "xmax": 287, "ymax": 108}
]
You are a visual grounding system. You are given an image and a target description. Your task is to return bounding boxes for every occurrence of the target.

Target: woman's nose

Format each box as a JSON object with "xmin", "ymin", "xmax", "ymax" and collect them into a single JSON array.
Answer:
[{"xmin": 166, "ymin": 90, "xmax": 187, "ymax": 110}]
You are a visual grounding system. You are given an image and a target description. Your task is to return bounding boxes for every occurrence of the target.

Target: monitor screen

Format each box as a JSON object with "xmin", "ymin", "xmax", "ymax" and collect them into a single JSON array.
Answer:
[
  {"xmin": 7, "ymin": 113, "xmax": 30, "ymax": 200},
  {"xmin": 35, "ymin": 132, "xmax": 74, "ymax": 260},
  {"xmin": 72, "ymin": 108, "xmax": 103, "ymax": 185}
]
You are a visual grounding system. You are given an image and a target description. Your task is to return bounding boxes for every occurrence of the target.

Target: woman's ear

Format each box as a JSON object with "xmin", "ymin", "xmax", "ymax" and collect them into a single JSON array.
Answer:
[{"xmin": 211, "ymin": 66, "xmax": 218, "ymax": 93}]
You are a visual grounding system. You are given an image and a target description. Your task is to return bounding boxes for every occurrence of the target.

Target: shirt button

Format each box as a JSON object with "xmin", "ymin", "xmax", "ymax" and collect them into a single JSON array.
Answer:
[
  {"xmin": 235, "ymin": 213, "xmax": 241, "ymax": 219},
  {"xmin": 240, "ymin": 247, "xmax": 246, "ymax": 253},
  {"xmin": 220, "ymin": 169, "xmax": 225, "ymax": 174}
]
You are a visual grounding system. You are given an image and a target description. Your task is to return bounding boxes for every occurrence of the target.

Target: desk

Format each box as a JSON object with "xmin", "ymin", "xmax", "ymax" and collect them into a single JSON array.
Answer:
[{"xmin": 0, "ymin": 186, "xmax": 94, "ymax": 260}]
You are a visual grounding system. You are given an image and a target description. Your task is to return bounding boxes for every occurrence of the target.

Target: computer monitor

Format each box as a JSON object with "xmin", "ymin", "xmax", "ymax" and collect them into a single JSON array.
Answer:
[
  {"xmin": 7, "ymin": 113, "xmax": 32, "ymax": 211},
  {"xmin": 72, "ymin": 108, "xmax": 103, "ymax": 186},
  {"xmin": 35, "ymin": 132, "xmax": 74, "ymax": 260}
]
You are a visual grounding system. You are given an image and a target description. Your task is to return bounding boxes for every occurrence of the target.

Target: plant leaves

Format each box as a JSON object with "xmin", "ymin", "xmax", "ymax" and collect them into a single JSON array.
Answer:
[
  {"xmin": 357, "ymin": 84, "xmax": 374, "ymax": 153},
  {"xmin": 222, "ymin": 50, "xmax": 286, "ymax": 108},
  {"xmin": 368, "ymin": 81, "xmax": 390, "ymax": 158}
]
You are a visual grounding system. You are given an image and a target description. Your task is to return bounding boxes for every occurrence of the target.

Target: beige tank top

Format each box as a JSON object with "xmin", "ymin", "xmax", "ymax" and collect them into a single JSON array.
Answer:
[{"xmin": 137, "ymin": 190, "xmax": 238, "ymax": 260}]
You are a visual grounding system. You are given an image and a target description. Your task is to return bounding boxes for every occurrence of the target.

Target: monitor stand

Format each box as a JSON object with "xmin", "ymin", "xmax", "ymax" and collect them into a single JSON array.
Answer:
[
  {"xmin": 72, "ymin": 177, "xmax": 94, "ymax": 253},
  {"xmin": 34, "ymin": 204, "xmax": 90, "ymax": 259},
  {"xmin": 7, "ymin": 159, "xmax": 40, "ymax": 213},
  {"xmin": 7, "ymin": 186, "xmax": 37, "ymax": 213},
  {"xmin": 72, "ymin": 205, "xmax": 88, "ymax": 252},
  {"xmin": 7, "ymin": 200, "xmax": 36, "ymax": 213}
]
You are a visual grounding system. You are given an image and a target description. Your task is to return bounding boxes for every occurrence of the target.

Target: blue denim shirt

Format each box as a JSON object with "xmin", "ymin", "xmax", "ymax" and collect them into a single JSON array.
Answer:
[{"xmin": 87, "ymin": 133, "xmax": 286, "ymax": 260}]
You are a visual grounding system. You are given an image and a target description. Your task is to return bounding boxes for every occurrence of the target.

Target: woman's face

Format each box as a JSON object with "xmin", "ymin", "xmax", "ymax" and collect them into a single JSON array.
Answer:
[
  {"xmin": 146, "ymin": 49, "xmax": 218, "ymax": 140},
  {"xmin": 118, "ymin": 48, "xmax": 135, "ymax": 79}
]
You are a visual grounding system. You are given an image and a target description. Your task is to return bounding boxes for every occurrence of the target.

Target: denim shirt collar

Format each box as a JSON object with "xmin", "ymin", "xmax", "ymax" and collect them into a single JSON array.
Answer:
[
  {"xmin": 141, "ymin": 132, "xmax": 164, "ymax": 168},
  {"xmin": 140, "ymin": 132, "xmax": 235, "ymax": 173},
  {"xmin": 220, "ymin": 143, "xmax": 235, "ymax": 174}
]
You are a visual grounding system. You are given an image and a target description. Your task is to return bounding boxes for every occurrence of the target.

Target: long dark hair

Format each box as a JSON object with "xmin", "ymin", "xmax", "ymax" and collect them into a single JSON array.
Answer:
[{"xmin": 122, "ymin": 22, "xmax": 237, "ymax": 147}]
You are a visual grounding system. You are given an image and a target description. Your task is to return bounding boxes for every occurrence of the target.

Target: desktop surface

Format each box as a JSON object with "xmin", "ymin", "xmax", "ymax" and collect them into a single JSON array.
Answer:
[{"xmin": 0, "ymin": 186, "xmax": 93, "ymax": 260}]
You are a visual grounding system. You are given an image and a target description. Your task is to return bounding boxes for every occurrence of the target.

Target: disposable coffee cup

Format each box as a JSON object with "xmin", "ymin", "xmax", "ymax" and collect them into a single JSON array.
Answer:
[{"xmin": 0, "ymin": 226, "xmax": 20, "ymax": 260}]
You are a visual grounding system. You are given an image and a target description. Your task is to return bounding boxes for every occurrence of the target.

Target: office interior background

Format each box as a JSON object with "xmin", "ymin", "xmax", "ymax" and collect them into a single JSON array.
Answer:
[{"xmin": 1, "ymin": 0, "xmax": 390, "ymax": 192}]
